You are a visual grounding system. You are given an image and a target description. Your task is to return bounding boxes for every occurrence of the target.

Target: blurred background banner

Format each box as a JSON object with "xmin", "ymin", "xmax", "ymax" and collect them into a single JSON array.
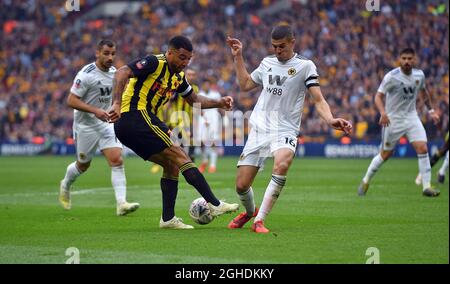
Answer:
[{"xmin": 1, "ymin": 140, "xmax": 444, "ymax": 158}]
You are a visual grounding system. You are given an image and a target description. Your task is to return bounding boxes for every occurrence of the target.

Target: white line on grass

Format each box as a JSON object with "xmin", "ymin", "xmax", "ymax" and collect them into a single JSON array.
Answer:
[{"xmin": 0, "ymin": 185, "xmax": 149, "ymax": 198}]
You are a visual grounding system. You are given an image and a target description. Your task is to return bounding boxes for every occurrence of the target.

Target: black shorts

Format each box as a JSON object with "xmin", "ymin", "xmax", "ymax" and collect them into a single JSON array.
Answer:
[{"xmin": 114, "ymin": 110, "xmax": 173, "ymax": 160}]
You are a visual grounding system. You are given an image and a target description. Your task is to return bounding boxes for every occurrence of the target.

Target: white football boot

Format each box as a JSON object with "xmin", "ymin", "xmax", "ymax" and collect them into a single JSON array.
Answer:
[
  {"xmin": 59, "ymin": 180, "xmax": 71, "ymax": 210},
  {"xmin": 116, "ymin": 201, "xmax": 140, "ymax": 216},
  {"xmin": 208, "ymin": 201, "xmax": 239, "ymax": 217},
  {"xmin": 159, "ymin": 216, "xmax": 194, "ymax": 229}
]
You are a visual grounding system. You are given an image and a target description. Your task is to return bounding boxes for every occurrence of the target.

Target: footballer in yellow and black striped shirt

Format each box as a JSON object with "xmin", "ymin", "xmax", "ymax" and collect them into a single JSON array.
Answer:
[{"xmin": 109, "ymin": 35, "xmax": 238, "ymax": 226}]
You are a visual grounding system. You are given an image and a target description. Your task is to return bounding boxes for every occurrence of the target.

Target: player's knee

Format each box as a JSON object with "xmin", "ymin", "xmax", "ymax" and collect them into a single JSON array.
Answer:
[
  {"xmin": 236, "ymin": 178, "xmax": 252, "ymax": 193},
  {"xmin": 166, "ymin": 146, "xmax": 191, "ymax": 165},
  {"xmin": 76, "ymin": 161, "xmax": 90, "ymax": 172},
  {"xmin": 416, "ymin": 144, "xmax": 428, "ymax": 155},
  {"xmin": 273, "ymin": 161, "xmax": 290, "ymax": 175},
  {"xmin": 108, "ymin": 155, "xmax": 123, "ymax": 167},
  {"xmin": 163, "ymin": 163, "xmax": 179, "ymax": 177},
  {"xmin": 380, "ymin": 151, "xmax": 393, "ymax": 160}
]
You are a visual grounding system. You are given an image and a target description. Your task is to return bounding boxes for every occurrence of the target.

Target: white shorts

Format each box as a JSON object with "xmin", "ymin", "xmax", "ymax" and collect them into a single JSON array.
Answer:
[
  {"xmin": 237, "ymin": 128, "xmax": 297, "ymax": 169},
  {"xmin": 381, "ymin": 116, "xmax": 427, "ymax": 151},
  {"xmin": 74, "ymin": 124, "xmax": 122, "ymax": 163}
]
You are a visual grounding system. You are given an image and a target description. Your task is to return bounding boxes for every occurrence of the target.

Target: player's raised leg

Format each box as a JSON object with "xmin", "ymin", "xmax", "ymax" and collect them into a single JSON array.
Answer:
[
  {"xmin": 163, "ymin": 145, "xmax": 239, "ymax": 217},
  {"xmin": 103, "ymin": 147, "xmax": 140, "ymax": 216},
  {"xmin": 59, "ymin": 160, "xmax": 89, "ymax": 210},
  {"xmin": 228, "ymin": 165, "xmax": 259, "ymax": 229},
  {"xmin": 359, "ymin": 120, "xmax": 397, "ymax": 196},
  {"xmin": 358, "ymin": 150, "xmax": 391, "ymax": 196}
]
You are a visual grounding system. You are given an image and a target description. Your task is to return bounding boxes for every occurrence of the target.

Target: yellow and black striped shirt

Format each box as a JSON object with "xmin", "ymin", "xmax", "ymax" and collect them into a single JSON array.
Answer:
[
  {"xmin": 121, "ymin": 54, "xmax": 193, "ymax": 115},
  {"xmin": 167, "ymin": 84, "xmax": 198, "ymax": 129}
]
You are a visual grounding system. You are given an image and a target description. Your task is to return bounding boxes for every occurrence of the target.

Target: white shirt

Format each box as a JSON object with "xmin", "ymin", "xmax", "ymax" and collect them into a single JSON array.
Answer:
[
  {"xmin": 250, "ymin": 53, "xmax": 319, "ymax": 135},
  {"xmin": 70, "ymin": 62, "xmax": 116, "ymax": 130},
  {"xmin": 378, "ymin": 67, "xmax": 426, "ymax": 119}
]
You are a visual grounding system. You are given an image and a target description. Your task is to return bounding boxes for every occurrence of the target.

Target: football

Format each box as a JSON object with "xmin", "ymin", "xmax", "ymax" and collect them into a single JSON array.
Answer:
[{"xmin": 189, "ymin": 198, "xmax": 214, "ymax": 225}]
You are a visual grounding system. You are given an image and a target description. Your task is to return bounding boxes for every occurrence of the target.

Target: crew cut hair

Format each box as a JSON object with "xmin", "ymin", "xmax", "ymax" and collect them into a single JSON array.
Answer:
[
  {"xmin": 168, "ymin": 35, "xmax": 193, "ymax": 52},
  {"xmin": 97, "ymin": 39, "xmax": 115, "ymax": 50},
  {"xmin": 271, "ymin": 24, "xmax": 295, "ymax": 40}
]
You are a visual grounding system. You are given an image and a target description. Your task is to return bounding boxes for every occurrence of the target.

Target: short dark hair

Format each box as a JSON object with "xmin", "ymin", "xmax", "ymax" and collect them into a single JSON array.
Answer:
[
  {"xmin": 168, "ymin": 35, "xmax": 193, "ymax": 52},
  {"xmin": 271, "ymin": 24, "xmax": 295, "ymax": 40},
  {"xmin": 97, "ymin": 39, "xmax": 115, "ymax": 50},
  {"xmin": 399, "ymin": 47, "xmax": 415, "ymax": 56}
]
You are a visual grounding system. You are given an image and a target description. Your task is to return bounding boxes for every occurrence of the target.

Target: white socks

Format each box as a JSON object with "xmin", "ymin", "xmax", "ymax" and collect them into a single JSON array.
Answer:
[
  {"xmin": 363, "ymin": 154, "xmax": 385, "ymax": 184},
  {"xmin": 111, "ymin": 165, "xmax": 127, "ymax": 204},
  {"xmin": 255, "ymin": 174, "xmax": 286, "ymax": 222},
  {"xmin": 209, "ymin": 149, "xmax": 218, "ymax": 168},
  {"xmin": 62, "ymin": 162, "xmax": 82, "ymax": 190},
  {"xmin": 438, "ymin": 151, "xmax": 449, "ymax": 176},
  {"xmin": 237, "ymin": 187, "xmax": 255, "ymax": 217},
  {"xmin": 418, "ymin": 153, "xmax": 431, "ymax": 190}
]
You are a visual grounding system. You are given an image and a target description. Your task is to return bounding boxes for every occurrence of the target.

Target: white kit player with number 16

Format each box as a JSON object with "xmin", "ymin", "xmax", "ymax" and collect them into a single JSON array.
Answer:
[
  {"xmin": 226, "ymin": 24, "xmax": 352, "ymax": 233},
  {"xmin": 59, "ymin": 40, "xmax": 140, "ymax": 215}
]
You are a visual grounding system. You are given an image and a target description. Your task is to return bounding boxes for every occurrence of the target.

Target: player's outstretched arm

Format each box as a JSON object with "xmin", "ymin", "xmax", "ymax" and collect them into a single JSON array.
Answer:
[
  {"xmin": 109, "ymin": 65, "xmax": 134, "ymax": 123},
  {"xmin": 185, "ymin": 92, "xmax": 233, "ymax": 110},
  {"xmin": 309, "ymin": 86, "xmax": 352, "ymax": 135},
  {"xmin": 226, "ymin": 36, "xmax": 258, "ymax": 92}
]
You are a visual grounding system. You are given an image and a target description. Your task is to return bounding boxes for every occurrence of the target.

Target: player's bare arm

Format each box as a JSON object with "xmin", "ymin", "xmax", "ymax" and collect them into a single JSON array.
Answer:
[
  {"xmin": 227, "ymin": 36, "xmax": 259, "ymax": 92},
  {"xmin": 308, "ymin": 86, "xmax": 352, "ymax": 135},
  {"xmin": 185, "ymin": 92, "xmax": 233, "ymax": 111},
  {"xmin": 108, "ymin": 65, "xmax": 133, "ymax": 123},
  {"xmin": 421, "ymin": 86, "xmax": 440, "ymax": 124},
  {"xmin": 374, "ymin": 91, "xmax": 390, "ymax": 127},
  {"xmin": 67, "ymin": 93, "xmax": 110, "ymax": 122}
]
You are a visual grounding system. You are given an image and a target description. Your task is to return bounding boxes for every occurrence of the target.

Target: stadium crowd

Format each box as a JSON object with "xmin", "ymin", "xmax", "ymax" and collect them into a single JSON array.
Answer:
[{"xmin": 0, "ymin": 0, "xmax": 448, "ymax": 144}]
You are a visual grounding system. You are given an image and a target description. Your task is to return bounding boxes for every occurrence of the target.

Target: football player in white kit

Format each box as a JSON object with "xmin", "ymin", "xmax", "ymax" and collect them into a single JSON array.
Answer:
[
  {"xmin": 358, "ymin": 47, "xmax": 441, "ymax": 197},
  {"xmin": 226, "ymin": 24, "xmax": 352, "ymax": 233},
  {"xmin": 59, "ymin": 40, "xmax": 140, "ymax": 215},
  {"xmin": 198, "ymin": 79, "xmax": 222, "ymax": 173}
]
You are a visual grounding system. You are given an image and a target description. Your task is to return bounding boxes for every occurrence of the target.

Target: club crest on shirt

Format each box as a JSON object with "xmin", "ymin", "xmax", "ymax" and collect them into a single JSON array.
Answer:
[
  {"xmin": 79, "ymin": 153, "xmax": 86, "ymax": 160},
  {"xmin": 288, "ymin": 68, "xmax": 296, "ymax": 76},
  {"xmin": 415, "ymin": 80, "xmax": 419, "ymax": 85},
  {"xmin": 74, "ymin": 79, "xmax": 81, "ymax": 89}
]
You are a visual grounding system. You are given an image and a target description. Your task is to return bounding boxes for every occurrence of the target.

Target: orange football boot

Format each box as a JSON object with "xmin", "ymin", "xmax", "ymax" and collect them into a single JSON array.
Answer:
[{"xmin": 228, "ymin": 208, "xmax": 259, "ymax": 229}]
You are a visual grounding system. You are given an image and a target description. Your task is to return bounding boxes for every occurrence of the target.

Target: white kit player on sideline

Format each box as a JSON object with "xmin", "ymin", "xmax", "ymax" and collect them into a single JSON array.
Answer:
[
  {"xmin": 59, "ymin": 40, "xmax": 140, "ymax": 215},
  {"xmin": 198, "ymin": 79, "xmax": 222, "ymax": 174},
  {"xmin": 358, "ymin": 47, "xmax": 441, "ymax": 197},
  {"xmin": 226, "ymin": 24, "xmax": 352, "ymax": 233}
]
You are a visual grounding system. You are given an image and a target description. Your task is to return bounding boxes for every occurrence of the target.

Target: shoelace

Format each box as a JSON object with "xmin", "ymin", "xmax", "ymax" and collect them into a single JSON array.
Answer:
[{"xmin": 174, "ymin": 217, "xmax": 184, "ymax": 223}]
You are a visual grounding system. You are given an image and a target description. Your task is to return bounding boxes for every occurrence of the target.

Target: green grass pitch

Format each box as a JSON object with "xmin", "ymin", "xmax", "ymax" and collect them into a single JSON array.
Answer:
[{"xmin": 0, "ymin": 156, "xmax": 448, "ymax": 263}]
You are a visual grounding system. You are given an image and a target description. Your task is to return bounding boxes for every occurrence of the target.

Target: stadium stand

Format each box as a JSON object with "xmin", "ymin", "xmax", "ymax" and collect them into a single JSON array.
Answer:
[{"xmin": 0, "ymin": 0, "xmax": 448, "ymax": 145}]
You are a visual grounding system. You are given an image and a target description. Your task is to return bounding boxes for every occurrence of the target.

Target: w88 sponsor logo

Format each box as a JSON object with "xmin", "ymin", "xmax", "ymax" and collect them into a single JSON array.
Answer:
[{"xmin": 266, "ymin": 87, "xmax": 283, "ymax": 96}]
